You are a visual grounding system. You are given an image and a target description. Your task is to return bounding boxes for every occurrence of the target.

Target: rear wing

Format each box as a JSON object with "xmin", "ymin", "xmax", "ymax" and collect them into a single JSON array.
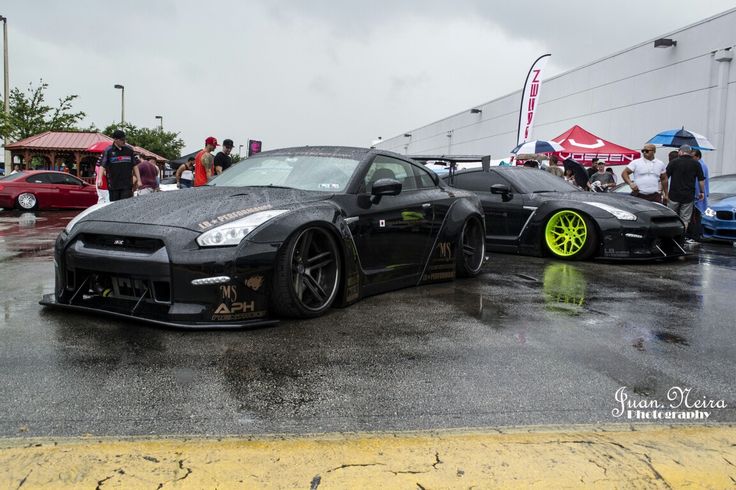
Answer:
[{"xmin": 407, "ymin": 155, "xmax": 493, "ymax": 184}]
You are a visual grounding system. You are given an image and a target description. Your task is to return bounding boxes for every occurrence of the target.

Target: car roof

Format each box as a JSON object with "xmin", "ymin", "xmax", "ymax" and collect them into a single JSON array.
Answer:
[{"xmin": 253, "ymin": 145, "xmax": 409, "ymax": 162}]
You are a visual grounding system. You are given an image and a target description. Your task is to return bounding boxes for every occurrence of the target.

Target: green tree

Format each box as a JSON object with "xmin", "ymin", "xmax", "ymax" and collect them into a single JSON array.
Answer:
[
  {"xmin": 103, "ymin": 122, "xmax": 185, "ymax": 160},
  {"xmin": 0, "ymin": 79, "xmax": 87, "ymax": 141}
]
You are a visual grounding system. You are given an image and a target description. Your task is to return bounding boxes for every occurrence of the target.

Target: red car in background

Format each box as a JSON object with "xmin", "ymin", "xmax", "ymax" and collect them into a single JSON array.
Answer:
[{"xmin": 0, "ymin": 171, "xmax": 98, "ymax": 210}]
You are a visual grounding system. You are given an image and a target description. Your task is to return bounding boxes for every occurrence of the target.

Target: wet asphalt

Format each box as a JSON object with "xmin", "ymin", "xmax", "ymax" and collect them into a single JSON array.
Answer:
[{"xmin": 0, "ymin": 210, "xmax": 734, "ymax": 438}]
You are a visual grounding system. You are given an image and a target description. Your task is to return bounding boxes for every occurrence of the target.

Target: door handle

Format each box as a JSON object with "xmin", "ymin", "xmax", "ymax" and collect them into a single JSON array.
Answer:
[{"xmin": 422, "ymin": 203, "xmax": 431, "ymax": 208}]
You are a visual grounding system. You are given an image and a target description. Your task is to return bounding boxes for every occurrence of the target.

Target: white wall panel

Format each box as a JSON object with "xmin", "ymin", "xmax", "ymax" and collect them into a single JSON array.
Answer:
[{"xmin": 378, "ymin": 9, "xmax": 736, "ymax": 176}]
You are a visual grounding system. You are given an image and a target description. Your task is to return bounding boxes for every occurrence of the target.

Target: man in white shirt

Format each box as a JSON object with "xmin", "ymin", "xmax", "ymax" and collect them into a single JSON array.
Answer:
[{"xmin": 622, "ymin": 143, "xmax": 668, "ymax": 203}]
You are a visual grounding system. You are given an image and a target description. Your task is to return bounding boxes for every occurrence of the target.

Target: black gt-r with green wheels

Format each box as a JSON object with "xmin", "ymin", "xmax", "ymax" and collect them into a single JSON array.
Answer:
[
  {"xmin": 441, "ymin": 166, "xmax": 685, "ymax": 261},
  {"xmin": 40, "ymin": 146, "xmax": 485, "ymax": 329}
]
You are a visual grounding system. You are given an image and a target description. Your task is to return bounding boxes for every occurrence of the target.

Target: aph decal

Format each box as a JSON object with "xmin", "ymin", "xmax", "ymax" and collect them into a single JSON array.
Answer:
[{"xmin": 214, "ymin": 301, "xmax": 255, "ymax": 314}]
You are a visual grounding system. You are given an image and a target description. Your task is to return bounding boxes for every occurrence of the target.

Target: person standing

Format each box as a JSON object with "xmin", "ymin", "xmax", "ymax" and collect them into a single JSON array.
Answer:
[
  {"xmin": 621, "ymin": 143, "xmax": 668, "ymax": 203},
  {"xmin": 215, "ymin": 139, "xmax": 234, "ymax": 175},
  {"xmin": 10, "ymin": 163, "xmax": 21, "ymax": 175},
  {"xmin": 194, "ymin": 137, "xmax": 217, "ymax": 187},
  {"xmin": 98, "ymin": 130, "xmax": 138, "ymax": 201},
  {"xmin": 587, "ymin": 158, "xmax": 600, "ymax": 179},
  {"xmin": 176, "ymin": 157, "xmax": 195, "ymax": 188},
  {"xmin": 666, "ymin": 145, "xmax": 705, "ymax": 237},
  {"xmin": 546, "ymin": 155, "xmax": 564, "ymax": 177},
  {"xmin": 94, "ymin": 154, "xmax": 109, "ymax": 204},
  {"xmin": 135, "ymin": 155, "xmax": 160, "ymax": 195},
  {"xmin": 587, "ymin": 160, "xmax": 615, "ymax": 192},
  {"xmin": 689, "ymin": 148, "xmax": 710, "ymax": 239}
]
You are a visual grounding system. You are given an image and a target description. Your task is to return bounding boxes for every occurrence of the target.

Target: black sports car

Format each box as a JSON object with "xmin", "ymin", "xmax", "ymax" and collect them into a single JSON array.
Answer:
[
  {"xmin": 41, "ymin": 147, "xmax": 486, "ymax": 328},
  {"xmin": 441, "ymin": 166, "xmax": 685, "ymax": 260}
]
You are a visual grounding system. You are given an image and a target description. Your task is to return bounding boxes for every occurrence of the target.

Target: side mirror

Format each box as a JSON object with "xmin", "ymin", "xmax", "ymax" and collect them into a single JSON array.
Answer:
[
  {"xmin": 370, "ymin": 178, "xmax": 402, "ymax": 204},
  {"xmin": 490, "ymin": 183, "xmax": 513, "ymax": 202}
]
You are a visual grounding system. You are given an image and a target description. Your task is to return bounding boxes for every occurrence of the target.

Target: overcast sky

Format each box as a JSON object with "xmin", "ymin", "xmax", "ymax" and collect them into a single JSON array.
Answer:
[{"xmin": 3, "ymin": 0, "xmax": 736, "ymax": 154}]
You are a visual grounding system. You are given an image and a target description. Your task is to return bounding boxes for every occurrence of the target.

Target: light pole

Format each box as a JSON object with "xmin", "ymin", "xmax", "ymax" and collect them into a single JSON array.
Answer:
[
  {"xmin": 114, "ymin": 84, "xmax": 125, "ymax": 123},
  {"xmin": 155, "ymin": 115, "xmax": 163, "ymax": 130},
  {"xmin": 1, "ymin": 15, "xmax": 10, "ymax": 175}
]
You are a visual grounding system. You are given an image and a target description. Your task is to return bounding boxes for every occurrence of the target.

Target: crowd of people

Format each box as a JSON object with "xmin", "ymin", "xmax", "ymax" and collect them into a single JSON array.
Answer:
[
  {"xmin": 536, "ymin": 142, "xmax": 708, "ymax": 244},
  {"xmin": 95, "ymin": 131, "xmax": 235, "ymax": 203}
]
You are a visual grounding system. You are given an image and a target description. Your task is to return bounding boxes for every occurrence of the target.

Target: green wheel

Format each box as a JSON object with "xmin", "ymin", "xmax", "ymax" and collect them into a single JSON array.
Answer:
[{"xmin": 544, "ymin": 210, "xmax": 597, "ymax": 260}]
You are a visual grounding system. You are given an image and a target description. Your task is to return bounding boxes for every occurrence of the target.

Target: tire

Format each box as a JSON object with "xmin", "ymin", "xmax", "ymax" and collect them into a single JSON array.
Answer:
[
  {"xmin": 543, "ymin": 210, "xmax": 598, "ymax": 261},
  {"xmin": 456, "ymin": 215, "xmax": 485, "ymax": 277},
  {"xmin": 271, "ymin": 226, "xmax": 341, "ymax": 318},
  {"xmin": 16, "ymin": 193, "xmax": 38, "ymax": 210}
]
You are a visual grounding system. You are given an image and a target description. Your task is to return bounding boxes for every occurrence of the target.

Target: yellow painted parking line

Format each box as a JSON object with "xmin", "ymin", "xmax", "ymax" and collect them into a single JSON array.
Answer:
[{"xmin": 1, "ymin": 424, "xmax": 734, "ymax": 488}]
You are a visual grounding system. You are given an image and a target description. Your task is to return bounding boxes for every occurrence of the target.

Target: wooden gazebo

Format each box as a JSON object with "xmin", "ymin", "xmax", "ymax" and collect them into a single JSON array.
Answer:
[{"xmin": 5, "ymin": 131, "xmax": 167, "ymax": 180}]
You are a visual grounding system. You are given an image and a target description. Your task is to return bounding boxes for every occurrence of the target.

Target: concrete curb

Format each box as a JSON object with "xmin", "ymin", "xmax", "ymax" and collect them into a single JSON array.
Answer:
[{"xmin": 1, "ymin": 424, "xmax": 734, "ymax": 488}]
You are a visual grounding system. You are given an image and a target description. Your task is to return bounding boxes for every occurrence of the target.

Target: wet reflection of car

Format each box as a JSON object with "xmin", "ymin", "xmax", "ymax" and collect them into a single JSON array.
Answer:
[
  {"xmin": 699, "ymin": 173, "xmax": 736, "ymax": 242},
  {"xmin": 543, "ymin": 262, "xmax": 587, "ymax": 315},
  {"xmin": 41, "ymin": 146, "xmax": 486, "ymax": 329},
  {"xmin": 0, "ymin": 171, "xmax": 97, "ymax": 211},
  {"xmin": 443, "ymin": 166, "xmax": 686, "ymax": 260}
]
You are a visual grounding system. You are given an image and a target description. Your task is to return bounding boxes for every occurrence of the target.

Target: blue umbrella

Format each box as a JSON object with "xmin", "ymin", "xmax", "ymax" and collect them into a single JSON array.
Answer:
[
  {"xmin": 647, "ymin": 128, "xmax": 715, "ymax": 150},
  {"xmin": 511, "ymin": 139, "xmax": 564, "ymax": 154}
]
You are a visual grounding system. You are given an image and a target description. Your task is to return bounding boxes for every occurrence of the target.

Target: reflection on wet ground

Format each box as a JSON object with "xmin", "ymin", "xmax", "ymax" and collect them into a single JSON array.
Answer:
[
  {"xmin": 0, "ymin": 210, "xmax": 77, "ymax": 261},
  {"xmin": 0, "ymin": 208, "xmax": 735, "ymax": 437}
]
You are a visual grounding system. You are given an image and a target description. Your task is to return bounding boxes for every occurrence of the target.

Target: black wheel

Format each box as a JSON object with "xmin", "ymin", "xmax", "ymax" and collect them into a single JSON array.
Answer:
[
  {"xmin": 16, "ymin": 193, "xmax": 38, "ymax": 210},
  {"xmin": 456, "ymin": 216, "xmax": 485, "ymax": 277},
  {"xmin": 271, "ymin": 226, "xmax": 341, "ymax": 318},
  {"xmin": 543, "ymin": 210, "xmax": 598, "ymax": 261}
]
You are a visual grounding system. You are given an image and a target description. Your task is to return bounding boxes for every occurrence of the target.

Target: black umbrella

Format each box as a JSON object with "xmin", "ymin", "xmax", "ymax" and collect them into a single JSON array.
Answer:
[{"xmin": 563, "ymin": 158, "xmax": 589, "ymax": 189}]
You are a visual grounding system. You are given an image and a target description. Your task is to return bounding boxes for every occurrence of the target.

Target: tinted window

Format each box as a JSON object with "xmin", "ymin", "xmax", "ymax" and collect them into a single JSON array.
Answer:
[
  {"xmin": 450, "ymin": 171, "xmax": 511, "ymax": 193},
  {"xmin": 414, "ymin": 165, "xmax": 437, "ymax": 188},
  {"xmin": 26, "ymin": 173, "xmax": 53, "ymax": 184},
  {"xmin": 502, "ymin": 168, "xmax": 580, "ymax": 193},
  {"xmin": 364, "ymin": 156, "xmax": 418, "ymax": 192},
  {"xmin": 48, "ymin": 173, "xmax": 83, "ymax": 185}
]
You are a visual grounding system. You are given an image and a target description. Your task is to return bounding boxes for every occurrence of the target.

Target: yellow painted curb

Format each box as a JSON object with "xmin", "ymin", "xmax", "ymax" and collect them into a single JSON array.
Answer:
[{"xmin": 1, "ymin": 425, "xmax": 734, "ymax": 488}]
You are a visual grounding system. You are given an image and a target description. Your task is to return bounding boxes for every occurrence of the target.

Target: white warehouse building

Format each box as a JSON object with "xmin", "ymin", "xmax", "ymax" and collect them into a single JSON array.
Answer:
[{"xmin": 376, "ymin": 8, "xmax": 736, "ymax": 177}]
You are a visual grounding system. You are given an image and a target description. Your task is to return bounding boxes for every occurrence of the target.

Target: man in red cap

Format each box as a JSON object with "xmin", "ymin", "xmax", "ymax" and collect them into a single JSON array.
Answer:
[{"xmin": 194, "ymin": 137, "xmax": 218, "ymax": 186}]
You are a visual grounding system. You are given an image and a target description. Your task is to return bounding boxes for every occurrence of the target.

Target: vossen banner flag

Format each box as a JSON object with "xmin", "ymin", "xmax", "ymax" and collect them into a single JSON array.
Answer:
[{"xmin": 516, "ymin": 54, "xmax": 551, "ymax": 146}]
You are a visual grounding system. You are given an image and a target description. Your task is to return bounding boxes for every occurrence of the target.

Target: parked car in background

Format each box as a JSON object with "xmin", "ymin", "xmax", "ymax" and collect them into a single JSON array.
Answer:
[
  {"xmin": 158, "ymin": 176, "xmax": 179, "ymax": 192},
  {"xmin": 443, "ymin": 166, "xmax": 685, "ymax": 261},
  {"xmin": 42, "ymin": 146, "xmax": 486, "ymax": 328},
  {"xmin": 700, "ymin": 173, "xmax": 736, "ymax": 242},
  {"xmin": 0, "ymin": 171, "xmax": 98, "ymax": 211}
]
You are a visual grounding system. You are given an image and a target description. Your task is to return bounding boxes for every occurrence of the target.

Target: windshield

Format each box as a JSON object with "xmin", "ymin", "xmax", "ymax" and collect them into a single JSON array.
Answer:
[
  {"xmin": 709, "ymin": 176, "xmax": 736, "ymax": 194},
  {"xmin": 504, "ymin": 168, "xmax": 581, "ymax": 193},
  {"xmin": 207, "ymin": 154, "xmax": 361, "ymax": 192},
  {"xmin": 0, "ymin": 172, "xmax": 27, "ymax": 181}
]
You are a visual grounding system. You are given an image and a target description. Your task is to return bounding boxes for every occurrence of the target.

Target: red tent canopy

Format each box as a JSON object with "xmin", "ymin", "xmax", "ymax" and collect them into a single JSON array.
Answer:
[{"xmin": 551, "ymin": 125, "xmax": 640, "ymax": 166}]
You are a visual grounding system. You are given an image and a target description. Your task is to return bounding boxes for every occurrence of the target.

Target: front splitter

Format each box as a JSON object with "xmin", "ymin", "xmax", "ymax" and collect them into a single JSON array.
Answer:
[{"xmin": 39, "ymin": 294, "xmax": 279, "ymax": 330}]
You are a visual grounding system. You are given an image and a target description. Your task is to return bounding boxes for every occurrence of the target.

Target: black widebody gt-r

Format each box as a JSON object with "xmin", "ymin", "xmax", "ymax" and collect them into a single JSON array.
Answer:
[
  {"xmin": 442, "ymin": 166, "xmax": 686, "ymax": 260},
  {"xmin": 41, "ymin": 147, "xmax": 485, "ymax": 328}
]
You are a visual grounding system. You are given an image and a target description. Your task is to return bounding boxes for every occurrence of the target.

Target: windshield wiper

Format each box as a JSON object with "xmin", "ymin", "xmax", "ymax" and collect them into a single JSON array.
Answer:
[
  {"xmin": 243, "ymin": 184, "xmax": 296, "ymax": 190},
  {"xmin": 532, "ymin": 190, "xmax": 557, "ymax": 193}
]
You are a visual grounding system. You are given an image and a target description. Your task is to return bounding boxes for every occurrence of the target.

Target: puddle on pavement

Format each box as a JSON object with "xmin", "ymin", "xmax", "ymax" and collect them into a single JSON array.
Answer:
[{"xmin": 0, "ymin": 210, "xmax": 74, "ymax": 260}]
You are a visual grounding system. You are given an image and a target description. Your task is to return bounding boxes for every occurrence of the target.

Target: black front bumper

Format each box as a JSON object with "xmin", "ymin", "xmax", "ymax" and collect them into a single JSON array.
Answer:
[
  {"xmin": 39, "ymin": 293, "xmax": 278, "ymax": 330},
  {"xmin": 599, "ymin": 215, "xmax": 687, "ymax": 260},
  {"xmin": 44, "ymin": 224, "xmax": 282, "ymax": 329}
]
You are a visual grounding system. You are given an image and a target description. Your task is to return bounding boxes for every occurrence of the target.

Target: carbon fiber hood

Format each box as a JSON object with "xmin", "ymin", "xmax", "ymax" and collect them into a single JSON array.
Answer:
[{"xmin": 81, "ymin": 187, "xmax": 334, "ymax": 231}]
